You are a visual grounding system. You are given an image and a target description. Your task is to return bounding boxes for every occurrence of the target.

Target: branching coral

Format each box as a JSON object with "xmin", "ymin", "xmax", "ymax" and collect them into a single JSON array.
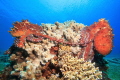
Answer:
[{"xmin": 57, "ymin": 53, "xmax": 102, "ymax": 80}]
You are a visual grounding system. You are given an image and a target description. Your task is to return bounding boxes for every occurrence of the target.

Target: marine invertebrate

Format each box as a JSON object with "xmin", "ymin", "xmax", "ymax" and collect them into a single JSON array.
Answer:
[
  {"xmin": 9, "ymin": 20, "xmax": 43, "ymax": 47},
  {"xmin": 93, "ymin": 19, "xmax": 113, "ymax": 55},
  {"xmin": 50, "ymin": 46, "xmax": 59, "ymax": 55},
  {"xmin": 79, "ymin": 19, "xmax": 113, "ymax": 60},
  {"xmin": 8, "ymin": 20, "xmax": 69, "ymax": 47},
  {"xmin": 57, "ymin": 53, "xmax": 102, "ymax": 80},
  {"xmin": 59, "ymin": 44, "xmax": 70, "ymax": 52},
  {"xmin": 1, "ymin": 19, "xmax": 113, "ymax": 80},
  {"xmin": 9, "ymin": 19, "xmax": 113, "ymax": 61},
  {"xmin": 9, "ymin": 20, "xmax": 84, "ymax": 48}
]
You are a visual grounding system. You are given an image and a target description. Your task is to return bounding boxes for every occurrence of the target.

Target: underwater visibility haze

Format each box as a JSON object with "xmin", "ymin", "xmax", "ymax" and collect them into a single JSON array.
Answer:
[{"xmin": 0, "ymin": 0, "xmax": 120, "ymax": 80}]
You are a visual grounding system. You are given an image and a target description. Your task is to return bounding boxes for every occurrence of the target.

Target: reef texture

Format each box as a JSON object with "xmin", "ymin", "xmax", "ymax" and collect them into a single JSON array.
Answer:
[
  {"xmin": 52, "ymin": 53, "xmax": 102, "ymax": 80},
  {"xmin": 0, "ymin": 19, "xmax": 113, "ymax": 80}
]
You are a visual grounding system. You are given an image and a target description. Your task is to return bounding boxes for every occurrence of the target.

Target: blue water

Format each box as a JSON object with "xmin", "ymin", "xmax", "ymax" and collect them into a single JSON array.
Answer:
[{"xmin": 0, "ymin": 0, "xmax": 120, "ymax": 58}]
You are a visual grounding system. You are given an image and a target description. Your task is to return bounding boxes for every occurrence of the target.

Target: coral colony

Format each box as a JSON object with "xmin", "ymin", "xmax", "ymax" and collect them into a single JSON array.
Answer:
[{"xmin": 0, "ymin": 19, "xmax": 113, "ymax": 80}]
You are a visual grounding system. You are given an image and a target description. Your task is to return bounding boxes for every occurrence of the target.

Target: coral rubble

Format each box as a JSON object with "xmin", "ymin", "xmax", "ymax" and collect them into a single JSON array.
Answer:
[{"xmin": 1, "ymin": 19, "xmax": 113, "ymax": 80}]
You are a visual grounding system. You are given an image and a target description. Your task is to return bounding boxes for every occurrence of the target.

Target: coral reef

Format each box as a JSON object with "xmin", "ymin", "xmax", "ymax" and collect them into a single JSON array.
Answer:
[
  {"xmin": 53, "ymin": 53, "xmax": 102, "ymax": 80},
  {"xmin": 8, "ymin": 19, "xmax": 113, "ymax": 61},
  {"xmin": 1, "ymin": 19, "xmax": 113, "ymax": 80}
]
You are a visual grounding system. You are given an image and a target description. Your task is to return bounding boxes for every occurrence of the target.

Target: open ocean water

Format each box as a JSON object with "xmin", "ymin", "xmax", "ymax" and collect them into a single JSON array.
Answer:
[{"xmin": 0, "ymin": 0, "xmax": 120, "ymax": 80}]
